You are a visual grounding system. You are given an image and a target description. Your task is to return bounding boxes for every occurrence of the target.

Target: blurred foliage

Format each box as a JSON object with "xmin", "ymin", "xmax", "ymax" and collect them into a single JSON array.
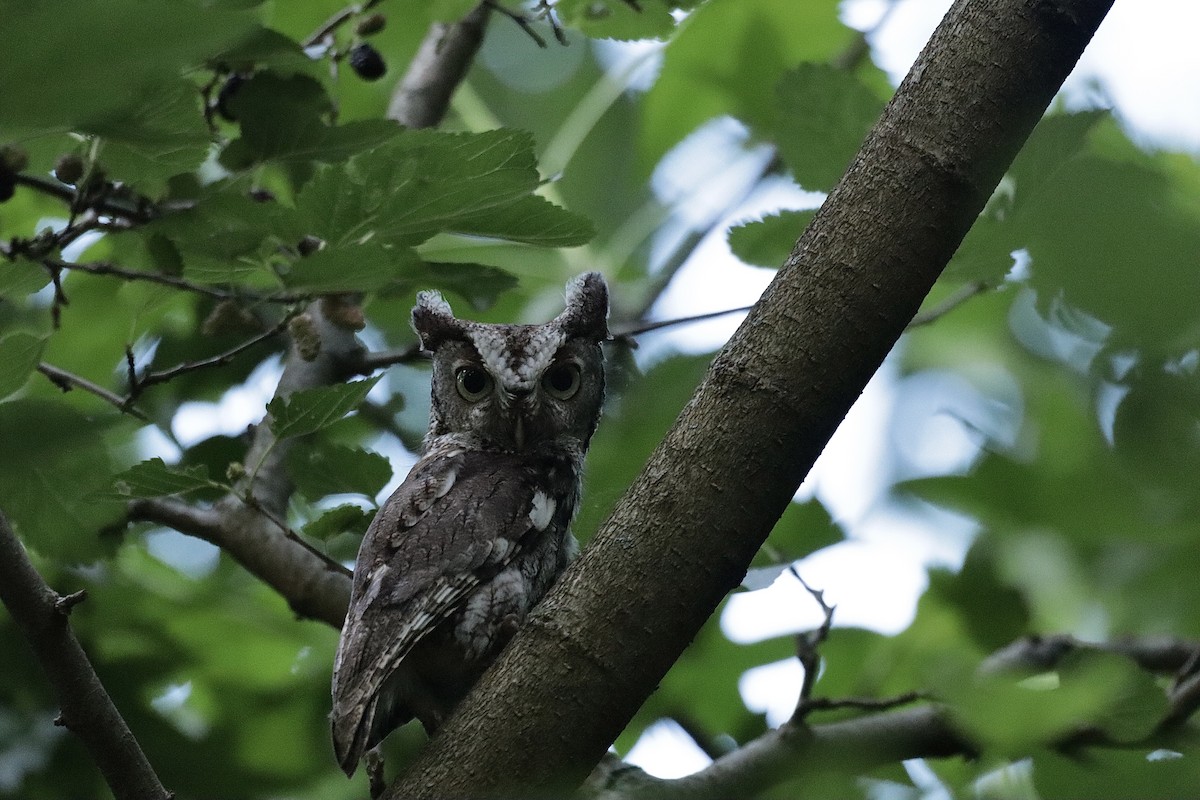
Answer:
[{"xmin": 1, "ymin": 0, "xmax": 1199, "ymax": 798}]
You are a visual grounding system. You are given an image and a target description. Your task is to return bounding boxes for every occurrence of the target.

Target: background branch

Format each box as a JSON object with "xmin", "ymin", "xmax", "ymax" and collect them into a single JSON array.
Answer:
[
  {"xmin": 387, "ymin": 2, "xmax": 491, "ymax": 128},
  {"xmin": 0, "ymin": 510, "xmax": 170, "ymax": 800}
]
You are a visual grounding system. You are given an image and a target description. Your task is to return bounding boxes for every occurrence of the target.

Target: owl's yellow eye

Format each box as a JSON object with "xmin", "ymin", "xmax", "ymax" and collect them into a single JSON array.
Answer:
[
  {"xmin": 542, "ymin": 362, "xmax": 581, "ymax": 400},
  {"xmin": 455, "ymin": 366, "xmax": 493, "ymax": 401}
]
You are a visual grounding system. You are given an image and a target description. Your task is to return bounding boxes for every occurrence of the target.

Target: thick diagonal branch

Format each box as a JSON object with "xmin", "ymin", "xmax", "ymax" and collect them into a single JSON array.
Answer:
[
  {"xmin": 0, "ymin": 510, "xmax": 170, "ymax": 800},
  {"xmin": 388, "ymin": 0, "xmax": 1116, "ymax": 797}
]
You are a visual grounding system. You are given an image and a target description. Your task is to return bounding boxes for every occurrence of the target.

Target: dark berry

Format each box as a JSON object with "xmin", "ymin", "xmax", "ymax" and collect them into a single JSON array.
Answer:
[
  {"xmin": 0, "ymin": 144, "xmax": 29, "ymax": 175},
  {"xmin": 54, "ymin": 154, "xmax": 85, "ymax": 185},
  {"xmin": 215, "ymin": 73, "xmax": 246, "ymax": 122},
  {"xmin": 355, "ymin": 13, "xmax": 386, "ymax": 36},
  {"xmin": 0, "ymin": 175, "xmax": 14, "ymax": 203},
  {"xmin": 348, "ymin": 43, "xmax": 387, "ymax": 81},
  {"xmin": 297, "ymin": 235, "xmax": 324, "ymax": 257}
]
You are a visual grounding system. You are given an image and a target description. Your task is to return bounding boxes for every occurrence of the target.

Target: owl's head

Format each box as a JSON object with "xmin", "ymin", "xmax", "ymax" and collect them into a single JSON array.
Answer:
[{"xmin": 412, "ymin": 273, "xmax": 609, "ymax": 453}]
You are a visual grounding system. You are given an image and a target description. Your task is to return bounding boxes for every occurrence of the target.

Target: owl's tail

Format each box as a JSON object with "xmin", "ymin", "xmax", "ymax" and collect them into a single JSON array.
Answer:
[{"xmin": 331, "ymin": 687, "xmax": 378, "ymax": 776}]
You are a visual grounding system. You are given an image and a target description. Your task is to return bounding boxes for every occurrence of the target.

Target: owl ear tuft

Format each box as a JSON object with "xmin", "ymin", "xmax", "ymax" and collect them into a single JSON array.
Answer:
[
  {"xmin": 556, "ymin": 272, "xmax": 609, "ymax": 342},
  {"xmin": 412, "ymin": 291, "xmax": 465, "ymax": 351}
]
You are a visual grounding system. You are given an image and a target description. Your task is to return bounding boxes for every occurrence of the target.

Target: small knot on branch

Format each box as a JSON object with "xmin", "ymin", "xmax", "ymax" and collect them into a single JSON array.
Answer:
[{"xmin": 54, "ymin": 589, "xmax": 88, "ymax": 615}]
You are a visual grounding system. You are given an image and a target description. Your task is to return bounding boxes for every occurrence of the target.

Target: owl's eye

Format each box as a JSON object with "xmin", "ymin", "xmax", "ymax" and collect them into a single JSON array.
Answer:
[
  {"xmin": 542, "ymin": 362, "xmax": 581, "ymax": 400},
  {"xmin": 455, "ymin": 366, "xmax": 493, "ymax": 401}
]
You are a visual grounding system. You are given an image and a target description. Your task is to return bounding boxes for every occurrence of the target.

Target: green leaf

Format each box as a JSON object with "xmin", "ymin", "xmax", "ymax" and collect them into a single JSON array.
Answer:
[
  {"xmin": 450, "ymin": 195, "xmax": 595, "ymax": 247},
  {"xmin": 303, "ymin": 504, "xmax": 374, "ymax": 541},
  {"xmin": 148, "ymin": 186, "xmax": 302, "ymax": 261},
  {"xmin": 0, "ymin": 256, "xmax": 52, "ymax": 299},
  {"xmin": 224, "ymin": 72, "xmax": 402, "ymax": 164},
  {"xmin": 110, "ymin": 458, "xmax": 220, "ymax": 498},
  {"xmin": 728, "ymin": 210, "xmax": 815, "ymax": 268},
  {"xmin": 925, "ymin": 541, "xmax": 1031, "ymax": 652},
  {"xmin": 296, "ymin": 129, "xmax": 588, "ymax": 248},
  {"xmin": 641, "ymin": 0, "xmax": 852, "ymax": 172},
  {"xmin": 0, "ymin": 331, "xmax": 46, "ymax": 401},
  {"xmin": 1019, "ymin": 146, "xmax": 1200, "ymax": 349},
  {"xmin": 1034, "ymin": 746, "xmax": 1200, "ymax": 800},
  {"xmin": 211, "ymin": 25, "xmax": 318, "ymax": 76},
  {"xmin": 414, "ymin": 262, "xmax": 519, "ymax": 311},
  {"xmin": 0, "ymin": 0, "xmax": 256, "ymax": 139},
  {"xmin": 286, "ymin": 442, "xmax": 392, "ymax": 500},
  {"xmin": 0, "ymin": 399, "xmax": 125, "ymax": 562},
  {"xmin": 282, "ymin": 244, "xmax": 421, "ymax": 293},
  {"xmin": 267, "ymin": 377, "xmax": 381, "ymax": 439},
  {"xmin": 774, "ymin": 64, "xmax": 885, "ymax": 191},
  {"xmin": 759, "ymin": 498, "xmax": 843, "ymax": 562},
  {"xmin": 948, "ymin": 650, "xmax": 1167, "ymax": 756}
]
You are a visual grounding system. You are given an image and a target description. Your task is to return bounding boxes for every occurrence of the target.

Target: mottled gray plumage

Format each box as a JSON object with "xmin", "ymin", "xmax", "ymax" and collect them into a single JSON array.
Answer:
[{"xmin": 331, "ymin": 273, "xmax": 608, "ymax": 776}]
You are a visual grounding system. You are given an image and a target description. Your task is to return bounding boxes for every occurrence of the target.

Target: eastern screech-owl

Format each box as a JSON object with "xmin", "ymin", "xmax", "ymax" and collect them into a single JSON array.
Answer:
[{"xmin": 330, "ymin": 273, "xmax": 608, "ymax": 775}]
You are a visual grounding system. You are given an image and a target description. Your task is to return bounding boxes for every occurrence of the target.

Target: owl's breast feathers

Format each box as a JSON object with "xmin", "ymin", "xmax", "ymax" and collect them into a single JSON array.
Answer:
[{"xmin": 330, "ymin": 442, "xmax": 580, "ymax": 773}]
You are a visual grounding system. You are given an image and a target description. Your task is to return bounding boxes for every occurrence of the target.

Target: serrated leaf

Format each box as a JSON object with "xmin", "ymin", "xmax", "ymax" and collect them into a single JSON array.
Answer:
[
  {"xmin": 296, "ymin": 129, "xmax": 587, "ymax": 249},
  {"xmin": 774, "ymin": 64, "xmax": 886, "ymax": 191},
  {"xmin": 287, "ymin": 443, "xmax": 392, "ymax": 500},
  {"xmin": 109, "ymin": 458, "xmax": 219, "ymax": 498},
  {"xmin": 451, "ymin": 195, "xmax": 595, "ymax": 247},
  {"xmin": 268, "ymin": 377, "xmax": 381, "ymax": 439},
  {"xmin": 0, "ymin": 331, "xmax": 47, "ymax": 401},
  {"xmin": 0, "ymin": 399, "xmax": 125, "ymax": 562},
  {"xmin": 281, "ymin": 244, "xmax": 420, "ymax": 292},
  {"xmin": 728, "ymin": 210, "xmax": 815, "ymax": 268},
  {"xmin": 304, "ymin": 504, "xmax": 374, "ymax": 540}
]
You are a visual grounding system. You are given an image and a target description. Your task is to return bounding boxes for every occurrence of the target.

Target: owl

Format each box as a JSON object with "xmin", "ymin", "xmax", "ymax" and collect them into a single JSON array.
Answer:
[{"xmin": 330, "ymin": 272, "xmax": 609, "ymax": 776}]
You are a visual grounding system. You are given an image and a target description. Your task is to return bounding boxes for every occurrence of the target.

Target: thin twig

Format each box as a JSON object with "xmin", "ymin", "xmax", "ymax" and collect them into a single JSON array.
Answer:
[
  {"xmin": 238, "ymin": 491, "xmax": 353, "ymax": 579},
  {"xmin": 1162, "ymin": 670, "xmax": 1200, "ymax": 730},
  {"xmin": 0, "ymin": 511, "xmax": 171, "ymax": 800},
  {"xmin": 799, "ymin": 691, "xmax": 925, "ymax": 714},
  {"xmin": 630, "ymin": 151, "xmax": 783, "ymax": 322},
  {"xmin": 36, "ymin": 363, "xmax": 150, "ymax": 421},
  {"xmin": 11, "ymin": 173, "xmax": 161, "ymax": 223},
  {"xmin": 47, "ymin": 258, "xmax": 311, "ymax": 303},
  {"xmin": 789, "ymin": 567, "xmax": 836, "ymax": 723},
  {"xmin": 303, "ymin": 0, "xmax": 386, "ymax": 48},
  {"xmin": 130, "ymin": 313, "xmax": 295, "ymax": 398},
  {"xmin": 487, "ymin": 0, "xmax": 548, "ymax": 48},
  {"xmin": 832, "ymin": 0, "xmax": 902, "ymax": 71},
  {"xmin": 354, "ymin": 343, "xmax": 427, "ymax": 373},
  {"xmin": 611, "ymin": 306, "xmax": 753, "ymax": 344},
  {"xmin": 907, "ymin": 280, "xmax": 992, "ymax": 328}
]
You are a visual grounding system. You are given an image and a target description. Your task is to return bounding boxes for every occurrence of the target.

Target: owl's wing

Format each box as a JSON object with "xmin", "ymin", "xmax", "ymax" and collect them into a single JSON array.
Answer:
[{"xmin": 330, "ymin": 448, "xmax": 558, "ymax": 773}]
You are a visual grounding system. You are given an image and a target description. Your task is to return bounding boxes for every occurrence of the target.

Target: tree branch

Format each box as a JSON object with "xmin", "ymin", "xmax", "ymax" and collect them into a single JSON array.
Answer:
[
  {"xmin": 0, "ymin": 510, "xmax": 170, "ymax": 800},
  {"xmin": 128, "ymin": 311, "xmax": 295, "ymax": 398},
  {"xmin": 36, "ymin": 362, "xmax": 151, "ymax": 421},
  {"xmin": 388, "ymin": 1, "xmax": 1117, "ymax": 796},
  {"xmin": 387, "ymin": 2, "xmax": 491, "ymax": 128},
  {"xmin": 585, "ymin": 633, "xmax": 1200, "ymax": 800},
  {"xmin": 125, "ymin": 304, "xmax": 368, "ymax": 629}
]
